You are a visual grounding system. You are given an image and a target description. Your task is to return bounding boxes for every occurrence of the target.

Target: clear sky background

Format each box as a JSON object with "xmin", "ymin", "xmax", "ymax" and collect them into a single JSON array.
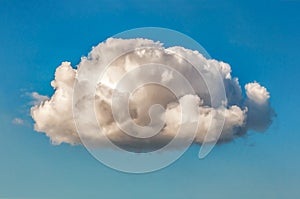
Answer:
[{"xmin": 0, "ymin": 0, "xmax": 299, "ymax": 198}]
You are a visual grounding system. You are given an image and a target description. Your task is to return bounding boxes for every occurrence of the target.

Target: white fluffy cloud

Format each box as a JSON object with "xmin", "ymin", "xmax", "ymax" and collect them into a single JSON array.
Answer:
[
  {"xmin": 30, "ymin": 38, "xmax": 274, "ymax": 150},
  {"xmin": 245, "ymin": 82, "xmax": 270, "ymax": 104}
]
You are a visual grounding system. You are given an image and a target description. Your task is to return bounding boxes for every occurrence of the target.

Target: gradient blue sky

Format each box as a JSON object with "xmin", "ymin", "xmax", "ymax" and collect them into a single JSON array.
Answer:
[{"xmin": 0, "ymin": 0, "xmax": 299, "ymax": 198}]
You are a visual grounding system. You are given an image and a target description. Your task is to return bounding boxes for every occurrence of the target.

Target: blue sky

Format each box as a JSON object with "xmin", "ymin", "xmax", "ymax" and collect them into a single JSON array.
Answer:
[{"xmin": 0, "ymin": 0, "xmax": 300, "ymax": 198}]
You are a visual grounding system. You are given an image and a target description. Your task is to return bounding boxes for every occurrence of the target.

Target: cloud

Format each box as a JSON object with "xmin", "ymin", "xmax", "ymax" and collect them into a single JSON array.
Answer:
[
  {"xmin": 30, "ymin": 92, "xmax": 49, "ymax": 105},
  {"xmin": 245, "ymin": 82, "xmax": 270, "ymax": 105},
  {"xmin": 12, "ymin": 118, "xmax": 25, "ymax": 125},
  {"xmin": 30, "ymin": 38, "xmax": 274, "ymax": 151}
]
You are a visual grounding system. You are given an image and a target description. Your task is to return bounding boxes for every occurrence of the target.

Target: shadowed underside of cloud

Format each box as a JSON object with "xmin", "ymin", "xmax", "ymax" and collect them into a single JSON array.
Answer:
[{"xmin": 30, "ymin": 38, "xmax": 274, "ymax": 151}]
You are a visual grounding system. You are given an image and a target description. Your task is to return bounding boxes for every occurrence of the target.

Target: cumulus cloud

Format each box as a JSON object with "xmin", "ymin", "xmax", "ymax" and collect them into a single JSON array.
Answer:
[
  {"xmin": 245, "ymin": 82, "xmax": 270, "ymax": 105},
  {"xmin": 30, "ymin": 38, "xmax": 274, "ymax": 151}
]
